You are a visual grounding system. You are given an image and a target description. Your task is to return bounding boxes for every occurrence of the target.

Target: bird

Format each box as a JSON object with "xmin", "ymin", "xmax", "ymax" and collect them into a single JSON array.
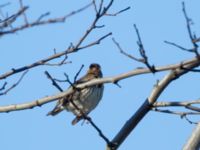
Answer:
[{"xmin": 47, "ymin": 63, "xmax": 104, "ymax": 125}]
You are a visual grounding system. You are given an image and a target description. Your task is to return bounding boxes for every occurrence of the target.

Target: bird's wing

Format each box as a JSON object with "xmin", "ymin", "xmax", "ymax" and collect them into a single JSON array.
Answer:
[{"xmin": 46, "ymin": 98, "xmax": 66, "ymax": 116}]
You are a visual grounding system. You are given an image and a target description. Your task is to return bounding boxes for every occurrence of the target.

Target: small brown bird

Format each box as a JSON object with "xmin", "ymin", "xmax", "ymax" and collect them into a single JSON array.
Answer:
[{"xmin": 47, "ymin": 63, "xmax": 104, "ymax": 125}]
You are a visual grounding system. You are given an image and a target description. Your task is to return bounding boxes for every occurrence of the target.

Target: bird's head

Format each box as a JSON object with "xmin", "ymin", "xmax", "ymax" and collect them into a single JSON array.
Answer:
[{"xmin": 88, "ymin": 63, "xmax": 103, "ymax": 78}]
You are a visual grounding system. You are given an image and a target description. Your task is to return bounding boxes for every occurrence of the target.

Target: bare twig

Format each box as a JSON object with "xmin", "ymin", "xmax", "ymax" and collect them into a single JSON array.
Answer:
[
  {"xmin": 64, "ymin": 73, "xmax": 75, "ymax": 88},
  {"xmin": 112, "ymin": 38, "xmax": 143, "ymax": 62},
  {"xmin": 74, "ymin": 65, "xmax": 84, "ymax": 83},
  {"xmin": 113, "ymin": 25, "xmax": 156, "ymax": 73},
  {"xmin": 0, "ymin": 2, "xmax": 92, "ymax": 36},
  {"xmin": 44, "ymin": 61, "xmax": 72, "ymax": 66},
  {"xmin": 19, "ymin": 0, "xmax": 29, "ymax": 24},
  {"xmin": 0, "ymin": 6, "xmax": 28, "ymax": 29},
  {"xmin": 164, "ymin": 40, "xmax": 194, "ymax": 52},
  {"xmin": 106, "ymin": 6, "xmax": 130, "ymax": 16},
  {"xmin": 44, "ymin": 55, "xmax": 71, "ymax": 66},
  {"xmin": 87, "ymin": 117, "xmax": 111, "ymax": 145},
  {"xmin": 44, "ymin": 71, "xmax": 63, "ymax": 92},
  {"xmin": 70, "ymin": 0, "xmax": 114, "ymax": 51},
  {"xmin": 0, "ymin": 70, "xmax": 28, "ymax": 96},
  {"xmin": 152, "ymin": 108, "xmax": 198, "ymax": 124},
  {"xmin": 134, "ymin": 24, "xmax": 156, "ymax": 73},
  {"xmin": 152, "ymin": 108, "xmax": 200, "ymax": 116},
  {"xmin": 183, "ymin": 115, "xmax": 198, "ymax": 124},
  {"xmin": 36, "ymin": 12, "xmax": 50, "ymax": 22},
  {"xmin": 78, "ymin": 32, "xmax": 112, "ymax": 50},
  {"xmin": 0, "ymin": 82, "xmax": 7, "ymax": 91},
  {"xmin": 92, "ymin": 0, "xmax": 98, "ymax": 14},
  {"xmin": 182, "ymin": 2, "xmax": 199, "ymax": 56}
]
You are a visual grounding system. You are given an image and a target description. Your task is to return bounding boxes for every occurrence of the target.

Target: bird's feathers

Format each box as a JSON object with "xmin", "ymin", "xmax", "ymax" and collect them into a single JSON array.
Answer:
[{"xmin": 47, "ymin": 63, "xmax": 104, "ymax": 125}]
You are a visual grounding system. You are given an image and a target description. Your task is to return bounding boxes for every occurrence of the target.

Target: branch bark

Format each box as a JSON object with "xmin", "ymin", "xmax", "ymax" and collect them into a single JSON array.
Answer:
[
  {"xmin": 153, "ymin": 99, "xmax": 200, "ymax": 107},
  {"xmin": 183, "ymin": 122, "xmax": 200, "ymax": 150}
]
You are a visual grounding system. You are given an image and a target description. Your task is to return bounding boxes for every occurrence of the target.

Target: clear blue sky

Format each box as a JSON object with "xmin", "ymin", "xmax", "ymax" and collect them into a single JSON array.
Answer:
[{"xmin": 1, "ymin": 0, "xmax": 200, "ymax": 150}]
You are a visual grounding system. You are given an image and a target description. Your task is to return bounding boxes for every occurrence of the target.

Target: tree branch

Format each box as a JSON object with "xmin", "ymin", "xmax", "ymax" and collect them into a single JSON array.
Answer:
[
  {"xmin": 106, "ymin": 56, "xmax": 200, "ymax": 150},
  {"xmin": 0, "ymin": 70, "xmax": 28, "ymax": 96},
  {"xmin": 183, "ymin": 122, "xmax": 200, "ymax": 150},
  {"xmin": 153, "ymin": 99, "xmax": 200, "ymax": 107},
  {"xmin": 0, "ymin": 2, "xmax": 92, "ymax": 36},
  {"xmin": 1, "ymin": 57, "xmax": 199, "ymax": 112},
  {"xmin": 182, "ymin": 2, "xmax": 199, "ymax": 56},
  {"xmin": 0, "ymin": 1, "xmax": 114, "ymax": 80}
]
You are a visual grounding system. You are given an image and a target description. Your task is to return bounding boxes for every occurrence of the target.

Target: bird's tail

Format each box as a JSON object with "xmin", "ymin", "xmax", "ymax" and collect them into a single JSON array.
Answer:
[
  {"xmin": 71, "ymin": 116, "xmax": 83, "ymax": 125},
  {"xmin": 46, "ymin": 105, "xmax": 64, "ymax": 116}
]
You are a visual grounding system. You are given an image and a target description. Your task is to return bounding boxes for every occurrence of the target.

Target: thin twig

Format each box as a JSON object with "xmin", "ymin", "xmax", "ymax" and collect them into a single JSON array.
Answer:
[
  {"xmin": 183, "ymin": 115, "xmax": 198, "ymax": 124},
  {"xmin": 64, "ymin": 73, "xmax": 74, "ymax": 87},
  {"xmin": 44, "ymin": 61, "xmax": 72, "ymax": 66},
  {"xmin": 78, "ymin": 32, "xmax": 112, "ymax": 50},
  {"xmin": 44, "ymin": 55, "xmax": 71, "ymax": 66},
  {"xmin": 0, "ymin": 6, "xmax": 28, "ymax": 29},
  {"xmin": 74, "ymin": 65, "xmax": 84, "ymax": 83},
  {"xmin": 0, "ymin": 70, "xmax": 28, "ymax": 96},
  {"xmin": 152, "ymin": 108, "xmax": 199, "ymax": 124},
  {"xmin": 0, "ymin": 82, "xmax": 7, "ymax": 91},
  {"xmin": 36, "ymin": 12, "xmax": 50, "ymax": 22},
  {"xmin": 112, "ymin": 37, "xmax": 142, "ymax": 62},
  {"xmin": 134, "ymin": 24, "xmax": 156, "ymax": 73},
  {"xmin": 44, "ymin": 71, "xmax": 63, "ymax": 92},
  {"xmin": 152, "ymin": 108, "xmax": 200, "ymax": 116},
  {"xmin": 182, "ymin": 2, "xmax": 193, "ymax": 42},
  {"xmin": 0, "ymin": 2, "xmax": 93, "ymax": 36},
  {"xmin": 164, "ymin": 40, "xmax": 194, "ymax": 52},
  {"xmin": 106, "ymin": 6, "xmax": 130, "ymax": 16},
  {"xmin": 19, "ymin": 0, "xmax": 28, "ymax": 24},
  {"xmin": 72, "ymin": 0, "xmax": 113, "ymax": 50},
  {"xmin": 182, "ymin": 2, "xmax": 199, "ymax": 56},
  {"xmin": 86, "ymin": 117, "xmax": 111, "ymax": 145}
]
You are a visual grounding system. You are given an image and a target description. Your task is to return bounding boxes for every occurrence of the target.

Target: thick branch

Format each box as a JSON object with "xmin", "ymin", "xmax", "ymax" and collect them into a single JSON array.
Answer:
[
  {"xmin": 0, "ymin": 57, "xmax": 200, "ymax": 113},
  {"xmin": 106, "ymin": 56, "xmax": 200, "ymax": 150},
  {"xmin": 183, "ymin": 122, "xmax": 200, "ymax": 150},
  {"xmin": 0, "ymin": 90, "xmax": 70, "ymax": 112}
]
